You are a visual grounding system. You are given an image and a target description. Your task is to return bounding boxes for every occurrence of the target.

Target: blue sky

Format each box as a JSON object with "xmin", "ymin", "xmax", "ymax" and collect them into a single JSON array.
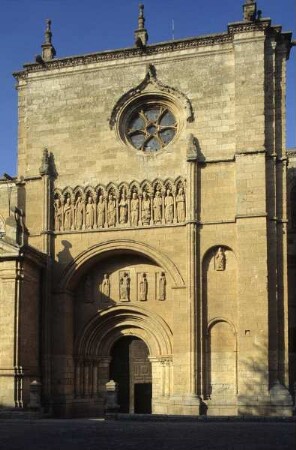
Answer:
[{"xmin": 0, "ymin": 0, "xmax": 295, "ymax": 175}]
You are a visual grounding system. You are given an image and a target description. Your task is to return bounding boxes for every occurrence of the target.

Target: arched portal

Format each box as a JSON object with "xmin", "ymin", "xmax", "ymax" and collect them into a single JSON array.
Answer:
[
  {"xmin": 110, "ymin": 336, "xmax": 152, "ymax": 414},
  {"xmin": 73, "ymin": 305, "xmax": 173, "ymax": 415}
]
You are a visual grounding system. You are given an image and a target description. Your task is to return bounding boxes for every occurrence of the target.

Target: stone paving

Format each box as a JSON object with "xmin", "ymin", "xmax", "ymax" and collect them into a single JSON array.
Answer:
[{"xmin": 0, "ymin": 419, "xmax": 295, "ymax": 450}]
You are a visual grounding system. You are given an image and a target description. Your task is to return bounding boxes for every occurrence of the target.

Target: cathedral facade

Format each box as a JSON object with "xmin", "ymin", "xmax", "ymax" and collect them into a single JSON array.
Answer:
[{"xmin": 0, "ymin": 1, "xmax": 295, "ymax": 416}]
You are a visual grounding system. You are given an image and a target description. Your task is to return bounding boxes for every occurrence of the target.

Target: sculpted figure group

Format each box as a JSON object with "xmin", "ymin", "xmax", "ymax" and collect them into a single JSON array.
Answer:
[
  {"xmin": 54, "ymin": 181, "xmax": 186, "ymax": 231},
  {"xmin": 99, "ymin": 271, "xmax": 166, "ymax": 302}
]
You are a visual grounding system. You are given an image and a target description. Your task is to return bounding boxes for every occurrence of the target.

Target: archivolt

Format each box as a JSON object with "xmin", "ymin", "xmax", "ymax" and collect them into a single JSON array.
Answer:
[
  {"xmin": 75, "ymin": 305, "xmax": 173, "ymax": 358},
  {"xmin": 58, "ymin": 238, "xmax": 185, "ymax": 291}
]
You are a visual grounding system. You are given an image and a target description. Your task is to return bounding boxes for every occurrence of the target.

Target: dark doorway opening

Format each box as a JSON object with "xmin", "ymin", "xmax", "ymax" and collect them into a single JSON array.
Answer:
[
  {"xmin": 109, "ymin": 336, "xmax": 152, "ymax": 413},
  {"xmin": 134, "ymin": 383, "xmax": 152, "ymax": 413}
]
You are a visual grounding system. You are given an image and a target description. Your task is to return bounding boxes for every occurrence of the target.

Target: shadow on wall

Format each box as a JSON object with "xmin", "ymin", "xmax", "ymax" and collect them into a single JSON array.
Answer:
[{"xmin": 235, "ymin": 338, "xmax": 293, "ymax": 416}]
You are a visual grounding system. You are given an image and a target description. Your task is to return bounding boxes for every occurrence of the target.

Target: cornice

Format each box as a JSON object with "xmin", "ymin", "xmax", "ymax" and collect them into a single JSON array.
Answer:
[{"xmin": 12, "ymin": 19, "xmax": 291, "ymax": 80}]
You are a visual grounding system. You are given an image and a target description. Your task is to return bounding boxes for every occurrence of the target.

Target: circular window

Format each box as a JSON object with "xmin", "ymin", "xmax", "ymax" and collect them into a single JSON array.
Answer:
[{"xmin": 126, "ymin": 105, "xmax": 178, "ymax": 152}]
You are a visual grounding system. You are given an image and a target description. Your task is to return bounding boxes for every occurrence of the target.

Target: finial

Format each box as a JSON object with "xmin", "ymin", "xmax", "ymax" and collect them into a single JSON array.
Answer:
[
  {"xmin": 138, "ymin": 4, "xmax": 145, "ymax": 29},
  {"xmin": 243, "ymin": 1, "xmax": 257, "ymax": 22},
  {"xmin": 41, "ymin": 19, "xmax": 56, "ymax": 61},
  {"xmin": 134, "ymin": 3, "xmax": 148, "ymax": 49}
]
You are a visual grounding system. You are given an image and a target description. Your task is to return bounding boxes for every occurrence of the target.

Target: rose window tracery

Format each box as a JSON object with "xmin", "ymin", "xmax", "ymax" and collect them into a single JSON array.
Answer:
[{"xmin": 127, "ymin": 106, "xmax": 177, "ymax": 152}]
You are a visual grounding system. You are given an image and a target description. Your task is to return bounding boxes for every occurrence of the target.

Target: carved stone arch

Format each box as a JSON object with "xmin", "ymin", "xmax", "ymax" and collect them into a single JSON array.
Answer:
[
  {"xmin": 205, "ymin": 317, "xmax": 238, "ymax": 398},
  {"xmin": 84, "ymin": 185, "xmax": 96, "ymax": 199},
  {"xmin": 58, "ymin": 239, "xmax": 185, "ymax": 292},
  {"xmin": 75, "ymin": 305, "xmax": 173, "ymax": 358},
  {"xmin": 95, "ymin": 184, "xmax": 106, "ymax": 199},
  {"xmin": 207, "ymin": 317, "xmax": 237, "ymax": 338},
  {"xmin": 202, "ymin": 244, "xmax": 237, "ymax": 270},
  {"xmin": 118, "ymin": 182, "xmax": 130, "ymax": 197},
  {"xmin": 140, "ymin": 179, "xmax": 153, "ymax": 195},
  {"xmin": 53, "ymin": 188, "xmax": 63, "ymax": 200},
  {"xmin": 73, "ymin": 186, "xmax": 84, "ymax": 200},
  {"xmin": 130, "ymin": 180, "xmax": 141, "ymax": 195},
  {"xmin": 152, "ymin": 178, "xmax": 164, "ymax": 194},
  {"xmin": 175, "ymin": 176, "xmax": 186, "ymax": 190},
  {"xmin": 62, "ymin": 186, "xmax": 74, "ymax": 200},
  {"xmin": 106, "ymin": 182, "xmax": 119, "ymax": 197},
  {"xmin": 109, "ymin": 63, "xmax": 194, "ymax": 130},
  {"xmin": 164, "ymin": 178, "xmax": 175, "ymax": 194}
]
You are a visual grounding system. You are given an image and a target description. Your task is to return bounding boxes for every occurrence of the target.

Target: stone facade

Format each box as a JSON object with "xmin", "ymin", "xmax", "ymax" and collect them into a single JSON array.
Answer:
[{"xmin": 0, "ymin": 2, "xmax": 294, "ymax": 416}]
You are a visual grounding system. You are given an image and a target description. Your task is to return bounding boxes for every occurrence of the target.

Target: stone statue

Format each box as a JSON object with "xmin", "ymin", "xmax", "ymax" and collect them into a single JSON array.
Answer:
[
  {"xmin": 165, "ymin": 189, "xmax": 174, "ymax": 223},
  {"xmin": 159, "ymin": 272, "xmax": 166, "ymax": 300},
  {"xmin": 141, "ymin": 191, "xmax": 151, "ymax": 225},
  {"xmin": 97, "ymin": 195, "xmax": 105, "ymax": 228},
  {"xmin": 74, "ymin": 194, "xmax": 84, "ymax": 230},
  {"xmin": 215, "ymin": 247, "xmax": 226, "ymax": 271},
  {"xmin": 85, "ymin": 196, "xmax": 95, "ymax": 229},
  {"xmin": 107, "ymin": 194, "xmax": 116, "ymax": 227},
  {"xmin": 102, "ymin": 273, "xmax": 110, "ymax": 297},
  {"xmin": 120, "ymin": 272, "xmax": 130, "ymax": 301},
  {"xmin": 63, "ymin": 197, "xmax": 72, "ymax": 230},
  {"xmin": 176, "ymin": 187, "xmax": 185, "ymax": 222},
  {"xmin": 119, "ymin": 191, "xmax": 128, "ymax": 224},
  {"xmin": 153, "ymin": 190, "xmax": 162, "ymax": 224},
  {"xmin": 139, "ymin": 273, "xmax": 148, "ymax": 301},
  {"xmin": 131, "ymin": 192, "xmax": 139, "ymax": 226},
  {"xmin": 54, "ymin": 198, "xmax": 63, "ymax": 231}
]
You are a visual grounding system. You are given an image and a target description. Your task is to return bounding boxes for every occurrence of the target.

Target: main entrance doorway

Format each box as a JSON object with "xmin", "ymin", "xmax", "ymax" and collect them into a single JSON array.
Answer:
[{"xmin": 110, "ymin": 336, "xmax": 152, "ymax": 413}]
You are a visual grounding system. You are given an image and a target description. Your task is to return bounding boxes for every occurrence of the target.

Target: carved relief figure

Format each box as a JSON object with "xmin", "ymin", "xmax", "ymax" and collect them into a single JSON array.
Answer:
[
  {"xmin": 159, "ymin": 272, "xmax": 166, "ymax": 300},
  {"xmin": 153, "ymin": 190, "xmax": 162, "ymax": 223},
  {"xmin": 176, "ymin": 187, "xmax": 185, "ymax": 223},
  {"xmin": 102, "ymin": 273, "xmax": 110, "ymax": 297},
  {"xmin": 119, "ymin": 191, "xmax": 128, "ymax": 224},
  {"xmin": 142, "ymin": 191, "xmax": 151, "ymax": 225},
  {"xmin": 85, "ymin": 196, "xmax": 95, "ymax": 229},
  {"xmin": 139, "ymin": 273, "xmax": 148, "ymax": 301},
  {"xmin": 107, "ymin": 193, "xmax": 116, "ymax": 227},
  {"xmin": 74, "ymin": 194, "xmax": 84, "ymax": 230},
  {"xmin": 64, "ymin": 197, "xmax": 72, "ymax": 230},
  {"xmin": 97, "ymin": 195, "xmax": 105, "ymax": 228},
  {"xmin": 131, "ymin": 192, "xmax": 139, "ymax": 226},
  {"xmin": 215, "ymin": 247, "xmax": 226, "ymax": 271},
  {"xmin": 165, "ymin": 189, "xmax": 174, "ymax": 223},
  {"xmin": 120, "ymin": 272, "xmax": 130, "ymax": 301},
  {"xmin": 54, "ymin": 198, "xmax": 63, "ymax": 231}
]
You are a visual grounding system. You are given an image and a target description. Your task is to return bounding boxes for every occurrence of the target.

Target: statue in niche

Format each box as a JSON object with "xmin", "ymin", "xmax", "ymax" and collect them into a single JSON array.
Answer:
[
  {"xmin": 153, "ymin": 190, "xmax": 162, "ymax": 224},
  {"xmin": 74, "ymin": 194, "xmax": 84, "ymax": 230},
  {"xmin": 165, "ymin": 189, "xmax": 174, "ymax": 223},
  {"xmin": 131, "ymin": 192, "xmax": 139, "ymax": 226},
  {"xmin": 139, "ymin": 273, "xmax": 148, "ymax": 301},
  {"xmin": 54, "ymin": 198, "xmax": 63, "ymax": 231},
  {"xmin": 97, "ymin": 195, "xmax": 105, "ymax": 228},
  {"xmin": 214, "ymin": 247, "xmax": 226, "ymax": 271},
  {"xmin": 141, "ymin": 191, "xmax": 151, "ymax": 225},
  {"xmin": 176, "ymin": 186, "xmax": 186, "ymax": 223},
  {"xmin": 120, "ymin": 272, "xmax": 130, "ymax": 301},
  {"xmin": 63, "ymin": 196, "xmax": 72, "ymax": 230},
  {"xmin": 85, "ymin": 196, "xmax": 95, "ymax": 229},
  {"xmin": 102, "ymin": 273, "xmax": 110, "ymax": 297},
  {"xmin": 119, "ymin": 191, "xmax": 128, "ymax": 224},
  {"xmin": 159, "ymin": 272, "xmax": 166, "ymax": 300},
  {"xmin": 107, "ymin": 193, "xmax": 116, "ymax": 227}
]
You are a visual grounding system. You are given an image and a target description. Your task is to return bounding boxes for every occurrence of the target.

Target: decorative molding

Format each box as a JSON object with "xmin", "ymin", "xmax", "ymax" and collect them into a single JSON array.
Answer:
[{"xmin": 109, "ymin": 64, "xmax": 194, "ymax": 129}]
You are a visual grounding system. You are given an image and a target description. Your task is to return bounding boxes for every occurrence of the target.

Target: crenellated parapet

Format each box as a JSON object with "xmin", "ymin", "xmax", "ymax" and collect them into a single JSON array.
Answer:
[{"xmin": 53, "ymin": 177, "xmax": 186, "ymax": 232}]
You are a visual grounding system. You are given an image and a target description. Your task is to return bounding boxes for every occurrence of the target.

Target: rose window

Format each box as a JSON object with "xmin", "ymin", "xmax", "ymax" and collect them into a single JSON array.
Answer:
[{"xmin": 127, "ymin": 106, "xmax": 177, "ymax": 152}]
